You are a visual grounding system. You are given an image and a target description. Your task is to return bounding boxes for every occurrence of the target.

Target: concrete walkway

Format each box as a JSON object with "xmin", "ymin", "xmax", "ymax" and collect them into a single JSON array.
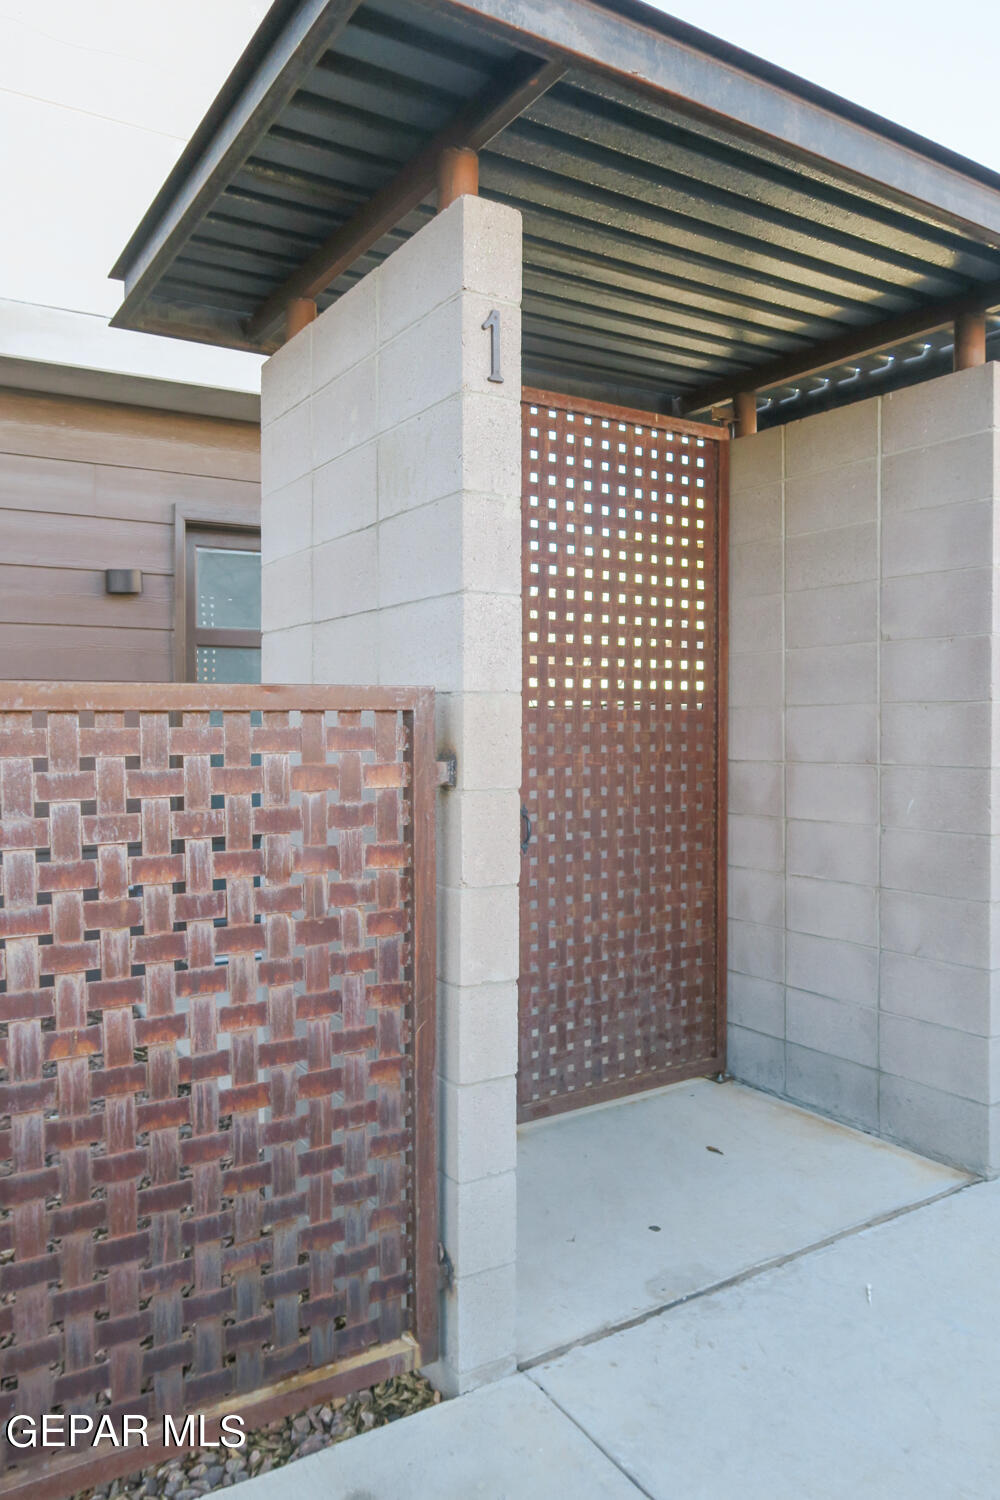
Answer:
[
  {"xmin": 235, "ymin": 1377, "xmax": 639, "ymax": 1499},
  {"xmin": 239, "ymin": 1087, "xmax": 997, "ymax": 1499},
  {"xmin": 517, "ymin": 1079, "xmax": 965, "ymax": 1362},
  {"xmin": 532, "ymin": 1178, "xmax": 1000, "ymax": 1499}
]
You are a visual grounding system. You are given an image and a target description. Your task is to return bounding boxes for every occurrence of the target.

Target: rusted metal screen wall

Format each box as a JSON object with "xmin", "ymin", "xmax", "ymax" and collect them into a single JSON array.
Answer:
[
  {"xmin": 0, "ymin": 684, "xmax": 436, "ymax": 1496},
  {"xmin": 519, "ymin": 391, "xmax": 728, "ymax": 1121}
]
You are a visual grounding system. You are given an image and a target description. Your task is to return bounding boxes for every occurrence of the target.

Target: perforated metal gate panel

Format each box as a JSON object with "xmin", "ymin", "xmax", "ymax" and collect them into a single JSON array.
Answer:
[{"xmin": 518, "ymin": 391, "xmax": 728, "ymax": 1122}]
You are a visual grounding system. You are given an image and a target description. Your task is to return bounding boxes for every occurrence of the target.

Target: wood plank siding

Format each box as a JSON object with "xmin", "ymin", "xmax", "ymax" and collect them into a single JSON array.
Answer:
[{"xmin": 0, "ymin": 389, "xmax": 260, "ymax": 681}]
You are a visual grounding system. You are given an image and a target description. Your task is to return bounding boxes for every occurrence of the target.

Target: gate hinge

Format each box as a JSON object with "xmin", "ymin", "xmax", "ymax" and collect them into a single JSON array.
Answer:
[
  {"xmin": 435, "ymin": 751, "xmax": 457, "ymax": 789},
  {"xmin": 437, "ymin": 1241, "xmax": 455, "ymax": 1292}
]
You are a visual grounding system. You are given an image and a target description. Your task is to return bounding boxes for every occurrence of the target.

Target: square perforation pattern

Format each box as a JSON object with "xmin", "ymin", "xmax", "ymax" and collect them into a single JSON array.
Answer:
[
  {"xmin": 519, "ymin": 398, "xmax": 723, "ymax": 1118},
  {"xmin": 0, "ymin": 704, "xmax": 419, "ymax": 1462}
]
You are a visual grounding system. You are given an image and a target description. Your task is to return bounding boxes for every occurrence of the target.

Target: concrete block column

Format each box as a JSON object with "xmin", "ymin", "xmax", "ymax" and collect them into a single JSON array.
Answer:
[
  {"xmin": 782, "ymin": 400, "xmax": 880, "ymax": 1131},
  {"xmin": 727, "ymin": 425, "xmax": 787, "ymax": 1091},
  {"xmin": 728, "ymin": 364, "xmax": 1000, "ymax": 1176},
  {"xmin": 259, "ymin": 195, "xmax": 523, "ymax": 1391}
]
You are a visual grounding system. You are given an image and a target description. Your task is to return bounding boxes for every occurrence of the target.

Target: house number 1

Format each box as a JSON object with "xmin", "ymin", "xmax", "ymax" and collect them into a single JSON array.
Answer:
[{"xmin": 482, "ymin": 309, "xmax": 504, "ymax": 383}]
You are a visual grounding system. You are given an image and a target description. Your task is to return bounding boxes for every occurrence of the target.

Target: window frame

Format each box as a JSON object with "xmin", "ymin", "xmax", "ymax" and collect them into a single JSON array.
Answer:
[{"xmin": 173, "ymin": 506, "xmax": 261, "ymax": 682}]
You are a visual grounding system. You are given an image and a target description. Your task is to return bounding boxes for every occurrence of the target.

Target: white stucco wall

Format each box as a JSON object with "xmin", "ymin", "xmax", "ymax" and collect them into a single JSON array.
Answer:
[{"xmin": 0, "ymin": 0, "xmax": 266, "ymax": 395}]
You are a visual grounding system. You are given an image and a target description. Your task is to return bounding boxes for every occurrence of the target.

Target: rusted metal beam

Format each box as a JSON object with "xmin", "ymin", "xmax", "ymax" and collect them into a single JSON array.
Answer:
[
  {"xmin": 733, "ymin": 390, "xmax": 757, "ymax": 436},
  {"xmin": 954, "ymin": 308, "xmax": 987, "ymax": 370},
  {"xmin": 437, "ymin": 146, "xmax": 480, "ymax": 210},
  {"xmin": 246, "ymin": 54, "xmax": 565, "ymax": 345},
  {"xmin": 681, "ymin": 280, "xmax": 1000, "ymax": 415},
  {"xmin": 285, "ymin": 295, "xmax": 317, "ymax": 341}
]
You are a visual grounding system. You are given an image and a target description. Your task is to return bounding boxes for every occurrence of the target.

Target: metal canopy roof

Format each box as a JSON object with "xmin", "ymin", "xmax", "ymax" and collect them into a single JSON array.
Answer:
[{"xmin": 111, "ymin": 0, "xmax": 1000, "ymax": 423}]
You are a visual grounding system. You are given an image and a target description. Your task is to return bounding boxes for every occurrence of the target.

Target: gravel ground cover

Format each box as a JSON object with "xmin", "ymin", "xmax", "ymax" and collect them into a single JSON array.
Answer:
[{"xmin": 77, "ymin": 1373, "xmax": 440, "ymax": 1499}]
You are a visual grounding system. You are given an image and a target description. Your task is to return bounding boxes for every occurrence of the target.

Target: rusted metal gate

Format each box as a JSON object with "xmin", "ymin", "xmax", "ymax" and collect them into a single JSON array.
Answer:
[
  {"xmin": 0, "ymin": 684, "xmax": 437, "ymax": 1500},
  {"xmin": 518, "ymin": 390, "xmax": 729, "ymax": 1122}
]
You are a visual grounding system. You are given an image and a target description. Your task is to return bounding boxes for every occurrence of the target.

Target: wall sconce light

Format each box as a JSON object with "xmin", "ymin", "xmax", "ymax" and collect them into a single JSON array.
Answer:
[{"xmin": 105, "ymin": 569, "xmax": 143, "ymax": 595}]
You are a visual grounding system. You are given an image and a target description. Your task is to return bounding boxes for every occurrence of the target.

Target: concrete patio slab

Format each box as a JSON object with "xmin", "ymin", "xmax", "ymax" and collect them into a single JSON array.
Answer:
[
  {"xmin": 231, "ymin": 1083, "xmax": 982, "ymax": 1500},
  {"xmin": 235, "ymin": 1374, "xmax": 642, "ymax": 1500},
  {"xmin": 531, "ymin": 1175, "xmax": 999, "ymax": 1499},
  {"xmin": 517, "ymin": 1078, "xmax": 967, "ymax": 1362}
]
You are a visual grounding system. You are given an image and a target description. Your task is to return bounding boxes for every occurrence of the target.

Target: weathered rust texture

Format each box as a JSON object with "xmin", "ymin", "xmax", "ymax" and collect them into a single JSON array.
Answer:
[
  {"xmin": 518, "ymin": 390, "xmax": 728, "ymax": 1121},
  {"xmin": 733, "ymin": 390, "xmax": 758, "ymax": 438},
  {"xmin": 436, "ymin": 146, "xmax": 479, "ymax": 210},
  {"xmin": 954, "ymin": 308, "xmax": 987, "ymax": 370},
  {"xmin": 0, "ymin": 685, "xmax": 438, "ymax": 1496}
]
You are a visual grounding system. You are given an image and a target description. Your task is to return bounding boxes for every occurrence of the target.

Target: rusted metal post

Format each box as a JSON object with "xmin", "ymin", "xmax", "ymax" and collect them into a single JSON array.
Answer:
[
  {"xmin": 954, "ymin": 309, "xmax": 986, "ymax": 371},
  {"xmin": 285, "ymin": 296, "xmax": 317, "ymax": 341},
  {"xmin": 734, "ymin": 390, "xmax": 758, "ymax": 437},
  {"xmin": 437, "ymin": 146, "xmax": 479, "ymax": 211}
]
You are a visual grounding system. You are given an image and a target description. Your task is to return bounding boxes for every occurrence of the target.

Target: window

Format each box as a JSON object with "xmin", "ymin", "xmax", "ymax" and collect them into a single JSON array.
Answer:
[{"xmin": 184, "ymin": 526, "xmax": 261, "ymax": 682}]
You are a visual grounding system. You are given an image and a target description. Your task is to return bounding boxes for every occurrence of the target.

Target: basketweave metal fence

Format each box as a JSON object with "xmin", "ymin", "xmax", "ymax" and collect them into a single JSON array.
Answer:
[{"xmin": 0, "ymin": 683, "xmax": 438, "ymax": 1500}]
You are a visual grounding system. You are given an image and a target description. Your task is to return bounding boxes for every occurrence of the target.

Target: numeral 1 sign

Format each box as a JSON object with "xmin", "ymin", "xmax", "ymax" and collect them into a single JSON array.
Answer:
[{"xmin": 482, "ymin": 308, "xmax": 504, "ymax": 383}]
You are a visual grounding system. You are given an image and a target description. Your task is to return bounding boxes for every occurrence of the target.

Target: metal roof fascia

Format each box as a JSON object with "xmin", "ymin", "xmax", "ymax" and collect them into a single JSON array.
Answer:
[
  {"xmin": 109, "ymin": 0, "xmax": 365, "ymax": 327},
  {"xmin": 429, "ymin": 0, "xmax": 1000, "ymax": 246},
  {"xmin": 123, "ymin": 298, "xmax": 275, "ymax": 353}
]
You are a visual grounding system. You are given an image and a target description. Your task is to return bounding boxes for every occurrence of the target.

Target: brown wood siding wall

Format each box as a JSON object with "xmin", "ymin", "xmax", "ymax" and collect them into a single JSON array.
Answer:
[{"xmin": 0, "ymin": 389, "xmax": 260, "ymax": 682}]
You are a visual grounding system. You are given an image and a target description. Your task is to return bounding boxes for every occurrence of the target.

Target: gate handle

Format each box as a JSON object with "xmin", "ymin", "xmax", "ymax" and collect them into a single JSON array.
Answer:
[{"xmin": 520, "ymin": 805, "xmax": 532, "ymax": 854}]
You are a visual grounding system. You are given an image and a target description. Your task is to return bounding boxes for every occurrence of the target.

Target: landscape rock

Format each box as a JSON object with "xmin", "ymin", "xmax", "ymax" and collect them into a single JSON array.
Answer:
[{"xmin": 75, "ymin": 1376, "xmax": 439, "ymax": 1500}]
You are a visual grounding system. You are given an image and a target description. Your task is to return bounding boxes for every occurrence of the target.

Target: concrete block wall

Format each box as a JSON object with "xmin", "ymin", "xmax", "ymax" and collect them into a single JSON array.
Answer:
[
  {"xmin": 259, "ymin": 195, "xmax": 523, "ymax": 1392},
  {"xmin": 728, "ymin": 363, "xmax": 1000, "ymax": 1175}
]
